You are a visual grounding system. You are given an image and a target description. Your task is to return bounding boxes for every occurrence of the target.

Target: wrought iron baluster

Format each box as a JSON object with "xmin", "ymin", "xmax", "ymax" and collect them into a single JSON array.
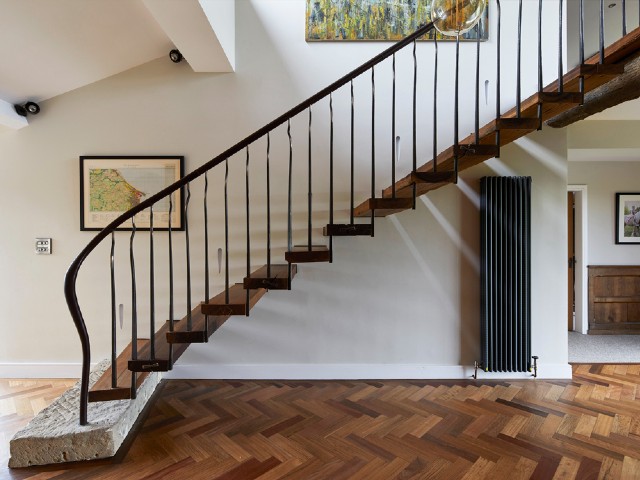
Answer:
[
  {"xmin": 370, "ymin": 69, "xmax": 375, "ymax": 236},
  {"xmin": 287, "ymin": 119, "xmax": 293, "ymax": 289},
  {"xmin": 558, "ymin": 0, "xmax": 564, "ymax": 93},
  {"xmin": 350, "ymin": 81, "xmax": 355, "ymax": 224},
  {"xmin": 149, "ymin": 205, "xmax": 155, "ymax": 360},
  {"xmin": 266, "ymin": 133, "xmax": 271, "ymax": 277},
  {"xmin": 475, "ymin": 25, "xmax": 481, "ymax": 144},
  {"xmin": 168, "ymin": 194, "xmax": 174, "ymax": 367},
  {"xmin": 412, "ymin": 39, "xmax": 417, "ymax": 207},
  {"xmin": 110, "ymin": 232, "xmax": 117, "ymax": 388},
  {"xmin": 185, "ymin": 183, "xmax": 192, "ymax": 330},
  {"xmin": 434, "ymin": 36, "xmax": 439, "ymax": 170},
  {"xmin": 623, "ymin": 0, "xmax": 627, "ymax": 36},
  {"xmin": 330, "ymin": 94, "xmax": 334, "ymax": 259},
  {"xmin": 308, "ymin": 107, "xmax": 312, "ymax": 250},
  {"xmin": 454, "ymin": 35, "xmax": 460, "ymax": 181},
  {"xmin": 392, "ymin": 53, "xmax": 396, "ymax": 198},
  {"xmin": 516, "ymin": 0, "xmax": 523, "ymax": 117},
  {"xmin": 130, "ymin": 216, "xmax": 137, "ymax": 399},
  {"xmin": 495, "ymin": 1, "xmax": 501, "ymax": 150},
  {"xmin": 600, "ymin": 0, "xmax": 605, "ymax": 64},
  {"xmin": 579, "ymin": 0, "xmax": 585, "ymax": 98},
  {"xmin": 538, "ymin": 0, "xmax": 543, "ymax": 128},
  {"xmin": 245, "ymin": 146, "xmax": 251, "ymax": 315},
  {"xmin": 204, "ymin": 172, "xmax": 209, "ymax": 339},
  {"xmin": 224, "ymin": 160, "xmax": 230, "ymax": 303}
]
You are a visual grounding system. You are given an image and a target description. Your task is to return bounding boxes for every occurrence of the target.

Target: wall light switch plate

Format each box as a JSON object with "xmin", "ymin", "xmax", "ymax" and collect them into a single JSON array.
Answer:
[{"xmin": 36, "ymin": 238, "xmax": 52, "ymax": 255}]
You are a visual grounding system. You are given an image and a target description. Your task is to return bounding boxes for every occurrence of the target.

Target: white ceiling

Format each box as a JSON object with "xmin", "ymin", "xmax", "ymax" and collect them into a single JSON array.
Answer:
[{"xmin": 0, "ymin": 0, "xmax": 234, "ymax": 128}]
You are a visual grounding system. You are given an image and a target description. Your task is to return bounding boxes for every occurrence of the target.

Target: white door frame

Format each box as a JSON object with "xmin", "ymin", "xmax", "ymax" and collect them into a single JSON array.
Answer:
[{"xmin": 568, "ymin": 185, "xmax": 588, "ymax": 334}]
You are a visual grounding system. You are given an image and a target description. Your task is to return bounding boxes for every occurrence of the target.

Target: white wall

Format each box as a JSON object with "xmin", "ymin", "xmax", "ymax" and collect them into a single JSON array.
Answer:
[{"xmin": 0, "ymin": 0, "xmax": 570, "ymax": 379}]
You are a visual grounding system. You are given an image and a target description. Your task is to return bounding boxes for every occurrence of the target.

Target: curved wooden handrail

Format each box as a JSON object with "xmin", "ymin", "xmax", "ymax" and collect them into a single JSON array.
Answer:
[{"xmin": 64, "ymin": 21, "xmax": 436, "ymax": 425}]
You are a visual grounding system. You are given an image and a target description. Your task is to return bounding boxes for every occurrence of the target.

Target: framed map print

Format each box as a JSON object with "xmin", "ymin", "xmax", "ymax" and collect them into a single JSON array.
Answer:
[{"xmin": 80, "ymin": 156, "xmax": 184, "ymax": 231}]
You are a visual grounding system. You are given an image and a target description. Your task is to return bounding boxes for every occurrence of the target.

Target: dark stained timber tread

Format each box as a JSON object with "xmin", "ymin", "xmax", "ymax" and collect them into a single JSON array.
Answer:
[
  {"xmin": 201, "ymin": 284, "xmax": 267, "ymax": 316},
  {"xmin": 323, "ymin": 224, "xmax": 373, "ymax": 236},
  {"xmin": 243, "ymin": 264, "xmax": 296, "ymax": 289},
  {"xmin": 285, "ymin": 246, "xmax": 331, "ymax": 263}
]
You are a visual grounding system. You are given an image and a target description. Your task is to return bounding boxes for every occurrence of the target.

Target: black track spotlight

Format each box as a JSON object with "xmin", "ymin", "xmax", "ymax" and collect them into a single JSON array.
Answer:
[
  {"xmin": 169, "ymin": 49, "xmax": 183, "ymax": 63},
  {"xmin": 14, "ymin": 101, "xmax": 40, "ymax": 117}
]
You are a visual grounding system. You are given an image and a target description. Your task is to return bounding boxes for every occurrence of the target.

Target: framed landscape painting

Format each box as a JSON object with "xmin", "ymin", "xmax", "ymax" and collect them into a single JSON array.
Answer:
[
  {"xmin": 80, "ymin": 156, "xmax": 184, "ymax": 231},
  {"xmin": 306, "ymin": 0, "xmax": 488, "ymax": 42},
  {"xmin": 615, "ymin": 192, "xmax": 640, "ymax": 244}
]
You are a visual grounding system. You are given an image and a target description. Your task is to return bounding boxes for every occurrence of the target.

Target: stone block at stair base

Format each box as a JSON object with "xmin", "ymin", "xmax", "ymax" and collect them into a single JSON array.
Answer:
[{"xmin": 9, "ymin": 360, "xmax": 161, "ymax": 468}]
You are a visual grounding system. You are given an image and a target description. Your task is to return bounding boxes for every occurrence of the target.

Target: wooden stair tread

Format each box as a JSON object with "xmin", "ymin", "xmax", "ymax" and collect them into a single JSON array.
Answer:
[
  {"xmin": 285, "ymin": 246, "xmax": 331, "ymax": 263},
  {"xmin": 244, "ymin": 264, "xmax": 297, "ymax": 289},
  {"xmin": 201, "ymin": 283, "xmax": 267, "ymax": 316},
  {"xmin": 323, "ymin": 223, "xmax": 373, "ymax": 236},
  {"xmin": 354, "ymin": 197, "xmax": 413, "ymax": 218},
  {"xmin": 377, "ymin": 28, "xmax": 640, "ymax": 202},
  {"xmin": 411, "ymin": 171, "xmax": 456, "ymax": 184}
]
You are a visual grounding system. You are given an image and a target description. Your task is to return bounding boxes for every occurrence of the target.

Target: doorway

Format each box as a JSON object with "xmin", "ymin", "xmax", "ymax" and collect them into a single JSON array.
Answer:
[
  {"xmin": 567, "ymin": 185, "xmax": 588, "ymax": 335},
  {"xmin": 568, "ymin": 192, "xmax": 575, "ymax": 331}
]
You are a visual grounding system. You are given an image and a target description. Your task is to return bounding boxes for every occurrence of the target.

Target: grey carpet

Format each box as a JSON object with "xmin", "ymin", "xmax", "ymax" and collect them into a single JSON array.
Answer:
[{"xmin": 569, "ymin": 331, "xmax": 640, "ymax": 363}]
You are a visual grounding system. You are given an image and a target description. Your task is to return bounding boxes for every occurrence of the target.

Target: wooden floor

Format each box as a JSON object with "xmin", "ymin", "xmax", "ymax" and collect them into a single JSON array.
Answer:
[{"xmin": 3, "ymin": 365, "xmax": 640, "ymax": 479}]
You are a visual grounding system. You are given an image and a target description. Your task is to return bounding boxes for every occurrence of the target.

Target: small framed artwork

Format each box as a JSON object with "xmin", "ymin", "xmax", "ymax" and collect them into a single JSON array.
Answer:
[
  {"xmin": 80, "ymin": 156, "xmax": 184, "ymax": 231},
  {"xmin": 615, "ymin": 192, "xmax": 640, "ymax": 244}
]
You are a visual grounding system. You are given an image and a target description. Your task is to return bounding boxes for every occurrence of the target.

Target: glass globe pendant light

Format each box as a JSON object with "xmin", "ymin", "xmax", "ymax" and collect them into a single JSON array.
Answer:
[{"xmin": 430, "ymin": 0, "xmax": 486, "ymax": 37}]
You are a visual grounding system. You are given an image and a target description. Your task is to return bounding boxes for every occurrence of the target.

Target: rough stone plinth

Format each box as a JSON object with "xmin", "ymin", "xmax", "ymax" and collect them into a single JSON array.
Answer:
[{"xmin": 9, "ymin": 360, "xmax": 161, "ymax": 468}]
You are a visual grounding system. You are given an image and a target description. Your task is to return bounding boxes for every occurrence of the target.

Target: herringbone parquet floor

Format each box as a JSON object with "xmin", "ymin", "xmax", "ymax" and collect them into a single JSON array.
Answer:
[{"xmin": 2, "ymin": 364, "xmax": 640, "ymax": 479}]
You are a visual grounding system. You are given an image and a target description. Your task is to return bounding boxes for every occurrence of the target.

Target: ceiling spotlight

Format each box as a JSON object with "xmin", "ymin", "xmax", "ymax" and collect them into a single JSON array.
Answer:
[
  {"xmin": 169, "ymin": 49, "xmax": 183, "ymax": 63},
  {"xmin": 14, "ymin": 101, "xmax": 40, "ymax": 117}
]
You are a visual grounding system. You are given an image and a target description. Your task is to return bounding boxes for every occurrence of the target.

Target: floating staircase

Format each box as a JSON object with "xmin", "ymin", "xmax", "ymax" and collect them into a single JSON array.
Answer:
[{"xmin": 65, "ymin": 5, "xmax": 640, "ymax": 428}]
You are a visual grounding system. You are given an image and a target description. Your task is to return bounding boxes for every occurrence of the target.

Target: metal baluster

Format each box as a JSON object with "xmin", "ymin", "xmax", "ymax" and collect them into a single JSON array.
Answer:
[
  {"xmin": 168, "ymin": 194, "xmax": 174, "ymax": 367},
  {"xmin": 454, "ymin": 35, "xmax": 460, "ymax": 182},
  {"xmin": 412, "ymin": 39, "xmax": 417, "ymax": 208},
  {"xmin": 350, "ymin": 81, "xmax": 355, "ymax": 224},
  {"xmin": 287, "ymin": 119, "xmax": 293, "ymax": 289},
  {"xmin": 391, "ymin": 53, "xmax": 396, "ymax": 198},
  {"xmin": 434, "ymin": 36, "xmax": 439, "ymax": 171},
  {"xmin": 266, "ymin": 133, "xmax": 272, "ymax": 277},
  {"xmin": 370, "ymin": 69, "xmax": 375, "ymax": 237},
  {"xmin": 224, "ymin": 160, "xmax": 230, "ymax": 303},
  {"xmin": 579, "ymin": 0, "xmax": 585, "ymax": 99},
  {"xmin": 517, "ymin": 0, "xmax": 523, "ymax": 117},
  {"xmin": 623, "ymin": 0, "xmax": 627, "ymax": 36},
  {"xmin": 110, "ymin": 232, "xmax": 117, "ymax": 388},
  {"xmin": 203, "ymin": 172, "xmax": 209, "ymax": 339},
  {"xmin": 600, "ymin": 0, "xmax": 605, "ymax": 64},
  {"xmin": 475, "ymin": 25, "xmax": 480, "ymax": 144},
  {"xmin": 185, "ymin": 183, "xmax": 192, "ymax": 330},
  {"xmin": 558, "ymin": 0, "xmax": 564, "ymax": 93},
  {"xmin": 330, "ymin": 94, "xmax": 334, "ymax": 260},
  {"xmin": 495, "ymin": 1, "xmax": 501, "ymax": 150},
  {"xmin": 245, "ymin": 146, "xmax": 251, "ymax": 316},
  {"xmin": 538, "ymin": 0, "xmax": 543, "ymax": 128},
  {"xmin": 308, "ymin": 107, "xmax": 312, "ymax": 250},
  {"xmin": 149, "ymin": 205, "xmax": 155, "ymax": 359},
  {"xmin": 130, "ymin": 216, "xmax": 137, "ymax": 398}
]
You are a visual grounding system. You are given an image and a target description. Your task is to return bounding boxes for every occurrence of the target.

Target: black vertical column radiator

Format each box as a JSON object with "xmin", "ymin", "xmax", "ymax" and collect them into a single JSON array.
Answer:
[{"xmin": 480, "ymin": 176, "xmax": 532, "ymax": 373}]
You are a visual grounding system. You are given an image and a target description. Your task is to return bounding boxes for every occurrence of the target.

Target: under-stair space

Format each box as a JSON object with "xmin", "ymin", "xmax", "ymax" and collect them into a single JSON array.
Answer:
[{"xmin": 60, "ymin": 1, "xmax": 640, "ymax": 433}]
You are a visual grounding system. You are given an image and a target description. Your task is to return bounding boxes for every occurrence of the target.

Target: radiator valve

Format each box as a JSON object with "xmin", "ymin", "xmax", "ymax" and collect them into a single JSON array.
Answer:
[{"xmin": 532, "ymin": 356, "xmax": 539, "ymax": 378}]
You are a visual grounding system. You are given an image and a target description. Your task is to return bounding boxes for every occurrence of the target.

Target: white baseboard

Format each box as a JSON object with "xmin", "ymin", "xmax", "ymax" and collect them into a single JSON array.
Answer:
[
  {"xmin": 164, "ymin": 363, "xmax": 573, "ymax": 380},
  {"xmin": 0, "ymin": 362, "xmax": 573, "ymax": 380},
  {"xmin": 0, "ymin": 363, "xmax": 99, "ymax": 379}
]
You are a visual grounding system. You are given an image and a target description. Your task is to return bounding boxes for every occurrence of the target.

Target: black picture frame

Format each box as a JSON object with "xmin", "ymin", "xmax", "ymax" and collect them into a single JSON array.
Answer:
[
  {"xmin": 615, "ymin": 192, "xmax": 640, "ymax": 244},
  {"xmin": 79, "ymin": 155, "xmax": 185, "ymax": 231}
]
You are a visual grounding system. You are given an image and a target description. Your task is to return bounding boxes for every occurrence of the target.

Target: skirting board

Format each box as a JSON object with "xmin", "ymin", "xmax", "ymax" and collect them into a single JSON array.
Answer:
[
  {"xmin": 164, "ymin": 363, "xmax": 574, "ymax": 380},
  {"xmin": 0, "ymin": 363, "xmax": 573, "ymax": 380}
]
